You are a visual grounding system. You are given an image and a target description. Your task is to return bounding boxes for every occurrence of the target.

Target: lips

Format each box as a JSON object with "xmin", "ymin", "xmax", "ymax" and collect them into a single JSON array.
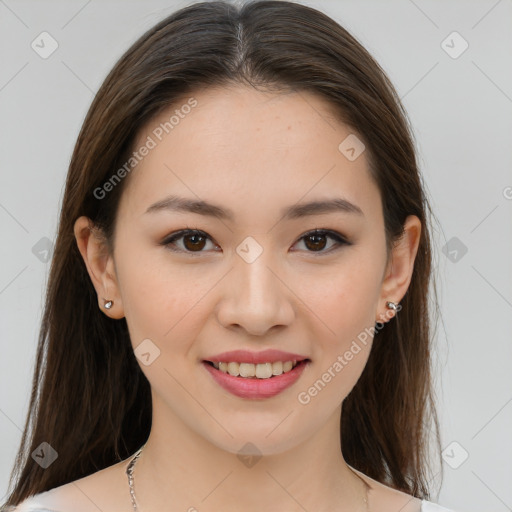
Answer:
[
  {"xmin": 202, "ymin": 358, "xmax": 310, "ymax": 399},
  {"xmin": 204, "ymin": 349, "xmax": 309, "ymax": 365}
]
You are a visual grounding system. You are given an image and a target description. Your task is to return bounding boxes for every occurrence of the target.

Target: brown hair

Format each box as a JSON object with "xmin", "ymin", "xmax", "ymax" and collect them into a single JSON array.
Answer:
[{"xmin": 3, "ymin": 0, "xmax": 443, "ymax": 507}]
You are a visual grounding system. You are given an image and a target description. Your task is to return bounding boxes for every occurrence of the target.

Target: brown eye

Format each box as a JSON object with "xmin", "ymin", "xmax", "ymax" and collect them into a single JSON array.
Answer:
[
  {"xmin": 163, "ymin": 229, "xmax": 217, "ymax": 254},
  {"xmin": 303, "ymin": 233, "xmax": 328, "ymax": 251},
  {"xmin": 162, "ymin": 228, "xmax": 350, "ymax": 256},
  {"xmin": 294, "ymin": 229, "xmax": 350, "ymax": 254},
  {"xmin": 182, "ymin": 232, "xmax": 207, "ymax": 251}
]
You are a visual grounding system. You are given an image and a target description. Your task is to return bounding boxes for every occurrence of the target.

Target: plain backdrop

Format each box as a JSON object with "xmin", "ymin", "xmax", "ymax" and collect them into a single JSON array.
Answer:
[{"xmin": 1, "ymin": 1, "xmax": 511, "ymax": 511}]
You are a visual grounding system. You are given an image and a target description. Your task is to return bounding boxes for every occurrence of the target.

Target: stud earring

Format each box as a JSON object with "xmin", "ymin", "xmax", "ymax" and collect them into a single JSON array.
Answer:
[
  {"xmin": 104, "ymin": 300, "xmax": 113, "ymax": 309},
  {"xmin": 375, "ymin": 301, "xmax": 400, "ymax": 329}
]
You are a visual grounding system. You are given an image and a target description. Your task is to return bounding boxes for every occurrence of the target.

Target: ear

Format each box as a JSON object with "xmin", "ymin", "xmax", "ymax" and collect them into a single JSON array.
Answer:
[
  {"xmin": 377, "ymin": 215, "xmax": 421, "ymax": 323},
  {"xmin": 73, "ymin": 216, "xmax": 125, "ymax": 319}
]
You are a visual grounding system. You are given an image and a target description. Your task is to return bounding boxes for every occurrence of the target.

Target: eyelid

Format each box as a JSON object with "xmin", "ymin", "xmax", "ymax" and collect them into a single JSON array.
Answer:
[
  {"xmin": 161, "ymin": 228, "xmax": 351, "ymax": 255},
  {"xmin": 292, "ymin": 229, "xmax": 350, "ymax": 253},
  {"xmin": 161, "ymin": 228, "xmax": 219, "ymax": 255}
]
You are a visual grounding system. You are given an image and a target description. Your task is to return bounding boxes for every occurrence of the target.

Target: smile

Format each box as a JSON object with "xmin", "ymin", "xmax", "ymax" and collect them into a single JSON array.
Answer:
[
  {"xmin": 202, "ymin": 359, "xmax": 310, "ymax": 399},
  {"xmin": 208, "ymin": 360, "xmax": 300, "ymax": 379}
]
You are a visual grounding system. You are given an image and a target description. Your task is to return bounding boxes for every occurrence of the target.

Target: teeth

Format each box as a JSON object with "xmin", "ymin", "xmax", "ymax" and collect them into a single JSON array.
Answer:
[
  {"xmin": 227, "ymin": 362, "xmax": 239, "ymax": 376},
  {"xmin": 272, "ymin": 361, "xmax": 283, "ymax": 375},
  {"xmin": 212, "ymin": 360, "xmax": 300, "ymax": 379}
]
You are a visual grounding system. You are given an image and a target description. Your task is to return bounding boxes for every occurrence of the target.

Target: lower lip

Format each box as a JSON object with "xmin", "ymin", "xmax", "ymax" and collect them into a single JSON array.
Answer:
[{"xmin": 202, "ymin": 360, "xmax": 309, "ymax": 399}]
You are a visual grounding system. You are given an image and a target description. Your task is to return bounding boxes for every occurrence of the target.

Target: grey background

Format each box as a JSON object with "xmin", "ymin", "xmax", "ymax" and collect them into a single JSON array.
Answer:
[{"xmin": 1, "ymin": 1, "xmax": 511, "ymax": 511}]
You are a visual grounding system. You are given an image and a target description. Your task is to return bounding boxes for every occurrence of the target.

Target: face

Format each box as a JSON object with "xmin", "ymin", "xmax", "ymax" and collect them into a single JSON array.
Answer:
[{"xmin": 76, "ymin": 84, "xmax": 419, "ymax": 456}]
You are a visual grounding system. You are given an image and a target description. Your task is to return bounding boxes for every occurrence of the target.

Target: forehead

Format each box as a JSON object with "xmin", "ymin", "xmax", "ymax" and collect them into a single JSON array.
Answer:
[{"xmin": 118, "ymin": 85, "xmax": 380, "ymax": 223}]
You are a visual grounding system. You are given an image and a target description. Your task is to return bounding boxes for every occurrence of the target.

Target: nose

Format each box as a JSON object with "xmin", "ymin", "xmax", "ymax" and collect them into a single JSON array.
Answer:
[{"xmin": 216, "ymin": 248, "xmax": 295, "ymax": 337}]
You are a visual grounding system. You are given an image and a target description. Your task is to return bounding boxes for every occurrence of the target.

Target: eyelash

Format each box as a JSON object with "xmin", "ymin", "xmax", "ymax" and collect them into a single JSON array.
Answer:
[{"xmin": 161, "ymin": 228, "xmax": 351, "ymax": 256}]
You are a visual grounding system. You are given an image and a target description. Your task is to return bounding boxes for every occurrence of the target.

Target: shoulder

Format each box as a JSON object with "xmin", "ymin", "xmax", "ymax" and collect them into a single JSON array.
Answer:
[
  {"xmin": 350, "ymin": 468, "xmax": 458, "ymax": 512},
  {"xmin": 350, "ymin": 467, "xmax": 421, "ymax": 512},
  {"xmin": 12, "ymin": 458, "xmax": 132, "ymax": 512}
]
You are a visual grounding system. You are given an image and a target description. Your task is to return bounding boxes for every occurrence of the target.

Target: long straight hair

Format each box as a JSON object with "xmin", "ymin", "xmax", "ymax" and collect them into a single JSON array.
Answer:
[{"xmin": 3, "ymin": 1, "xmax": 442, "ymax": 507}]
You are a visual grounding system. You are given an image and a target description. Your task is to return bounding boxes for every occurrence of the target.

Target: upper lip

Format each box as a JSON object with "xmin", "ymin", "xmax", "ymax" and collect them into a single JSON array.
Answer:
[{"xmin": 204, "ymin": 349, "xmax": 310, "ymax": 364}]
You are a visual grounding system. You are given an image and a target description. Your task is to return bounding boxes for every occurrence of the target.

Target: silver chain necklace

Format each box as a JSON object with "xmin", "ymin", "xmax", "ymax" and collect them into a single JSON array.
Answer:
[
  {"xmin": 126, "ymin": 444, "xmax": 145, "ymax": 511},
  {"xmin": 126, "ymin": 443, "xmax": 370, "ymax": 511}
]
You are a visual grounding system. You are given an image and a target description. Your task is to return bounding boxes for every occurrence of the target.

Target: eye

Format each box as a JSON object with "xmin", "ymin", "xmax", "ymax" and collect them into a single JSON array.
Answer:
[
  {"xmin": 161, "ymin": 228, "xmax": 350, "ymax": 255},
  {"xmin": 162, "ymin": 228, "xmax": 219, "ymax": 255},
  {"xmin": 292, "ymin": 229, "xmax": 350, "ymax": 254}
]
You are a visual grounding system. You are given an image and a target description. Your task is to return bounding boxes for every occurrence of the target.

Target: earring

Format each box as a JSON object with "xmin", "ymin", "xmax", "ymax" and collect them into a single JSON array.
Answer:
[
  {"xmin": 104, "ymin": 300, "xmax": 113, "ymax": 309},
  {"xmin": 386, "ymin": 301, "xmax": 398, "ymax": 311},
  {"xmin": 375, "ymin": 301, "xmax": 400, "ymax": 329}
]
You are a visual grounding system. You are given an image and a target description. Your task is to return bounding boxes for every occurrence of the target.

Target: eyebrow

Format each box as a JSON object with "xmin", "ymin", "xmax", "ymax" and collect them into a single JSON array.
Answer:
[{"xmin": 145, "ymin": 195, "xmax": 364, "ymax": 220}]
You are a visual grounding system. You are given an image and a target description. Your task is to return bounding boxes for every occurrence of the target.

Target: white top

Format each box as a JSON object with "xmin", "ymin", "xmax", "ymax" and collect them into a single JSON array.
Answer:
[
  {"xmin": 12, "ymin": 495, "xmax": 457, "ymax": 511},
  {"xmin": 421, "ymin": 501, "xmax": 456, "ymax": 512}
]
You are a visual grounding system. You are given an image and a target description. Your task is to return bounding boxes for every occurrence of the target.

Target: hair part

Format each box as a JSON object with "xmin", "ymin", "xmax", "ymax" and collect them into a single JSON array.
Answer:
[{"xmin": 3, "ymin": 1, "xmax": 442, "ymax": 507}]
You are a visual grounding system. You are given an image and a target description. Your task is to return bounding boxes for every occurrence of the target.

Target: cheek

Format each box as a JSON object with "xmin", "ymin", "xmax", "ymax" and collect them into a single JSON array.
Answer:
[
  {"xmin": 296, "ymin": 255, "xmax": 382, "ymax": 398},
  {"xmin": 115, "ymin": 243, "xmax": 225, "ymax": 363},
  {"xmin": 114, "ymin": 245, "xmax": 196, "ymax": 345},
  {"xmin": 298, "ymin": 283, "xmax": 375, "ymax": 411},
  {"xmin": 300, "ymin": 258, "xmax": 382, "ymax": 342}
]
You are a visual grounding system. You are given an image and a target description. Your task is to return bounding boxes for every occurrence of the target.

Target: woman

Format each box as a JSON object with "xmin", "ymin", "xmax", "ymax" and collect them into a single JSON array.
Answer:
[{"xmin": 3, "ymin": 1, "xmax": 456, "ymax": 511}]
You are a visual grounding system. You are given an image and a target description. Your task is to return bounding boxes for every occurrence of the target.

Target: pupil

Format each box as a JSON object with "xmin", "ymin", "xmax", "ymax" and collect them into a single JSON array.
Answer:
[
  {"xmin": 184, "ymin": 234, "xmax": 205, "ymax": 251},
  {"xmin": 306, "ymin": 234, "xmax": 326, "ymax": 251}
]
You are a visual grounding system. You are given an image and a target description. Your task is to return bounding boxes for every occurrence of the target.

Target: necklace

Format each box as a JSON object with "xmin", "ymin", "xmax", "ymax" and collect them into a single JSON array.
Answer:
[
  {"xmin": 126, "ymin": 443, "xmax": 370, "ymax": 511},
  {"xmin": 126, "ymin": 443, "xmax": 145, "ymax": 511}
]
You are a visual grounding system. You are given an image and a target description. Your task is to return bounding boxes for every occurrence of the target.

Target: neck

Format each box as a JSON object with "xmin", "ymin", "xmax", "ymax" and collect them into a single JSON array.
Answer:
[{"xmin": 128, "ymin": 394, "xmax": 370, "ymax": 512}]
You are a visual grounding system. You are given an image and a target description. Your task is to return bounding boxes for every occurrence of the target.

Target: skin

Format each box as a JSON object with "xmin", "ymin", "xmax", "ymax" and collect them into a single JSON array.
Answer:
[{"xmin": 33, "ymin": 85, "xmax": 423, "ymax": 512}]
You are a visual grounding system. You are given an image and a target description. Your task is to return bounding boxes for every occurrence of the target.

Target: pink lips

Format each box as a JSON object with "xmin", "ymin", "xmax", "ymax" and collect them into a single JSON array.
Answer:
[
  {"xmin": 202, "ymin": 358, "xmax": 310, "ymax": 399},
  {"xmin": 204, "ymin": 349, "xmax": 308, "ymax": 365}
]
